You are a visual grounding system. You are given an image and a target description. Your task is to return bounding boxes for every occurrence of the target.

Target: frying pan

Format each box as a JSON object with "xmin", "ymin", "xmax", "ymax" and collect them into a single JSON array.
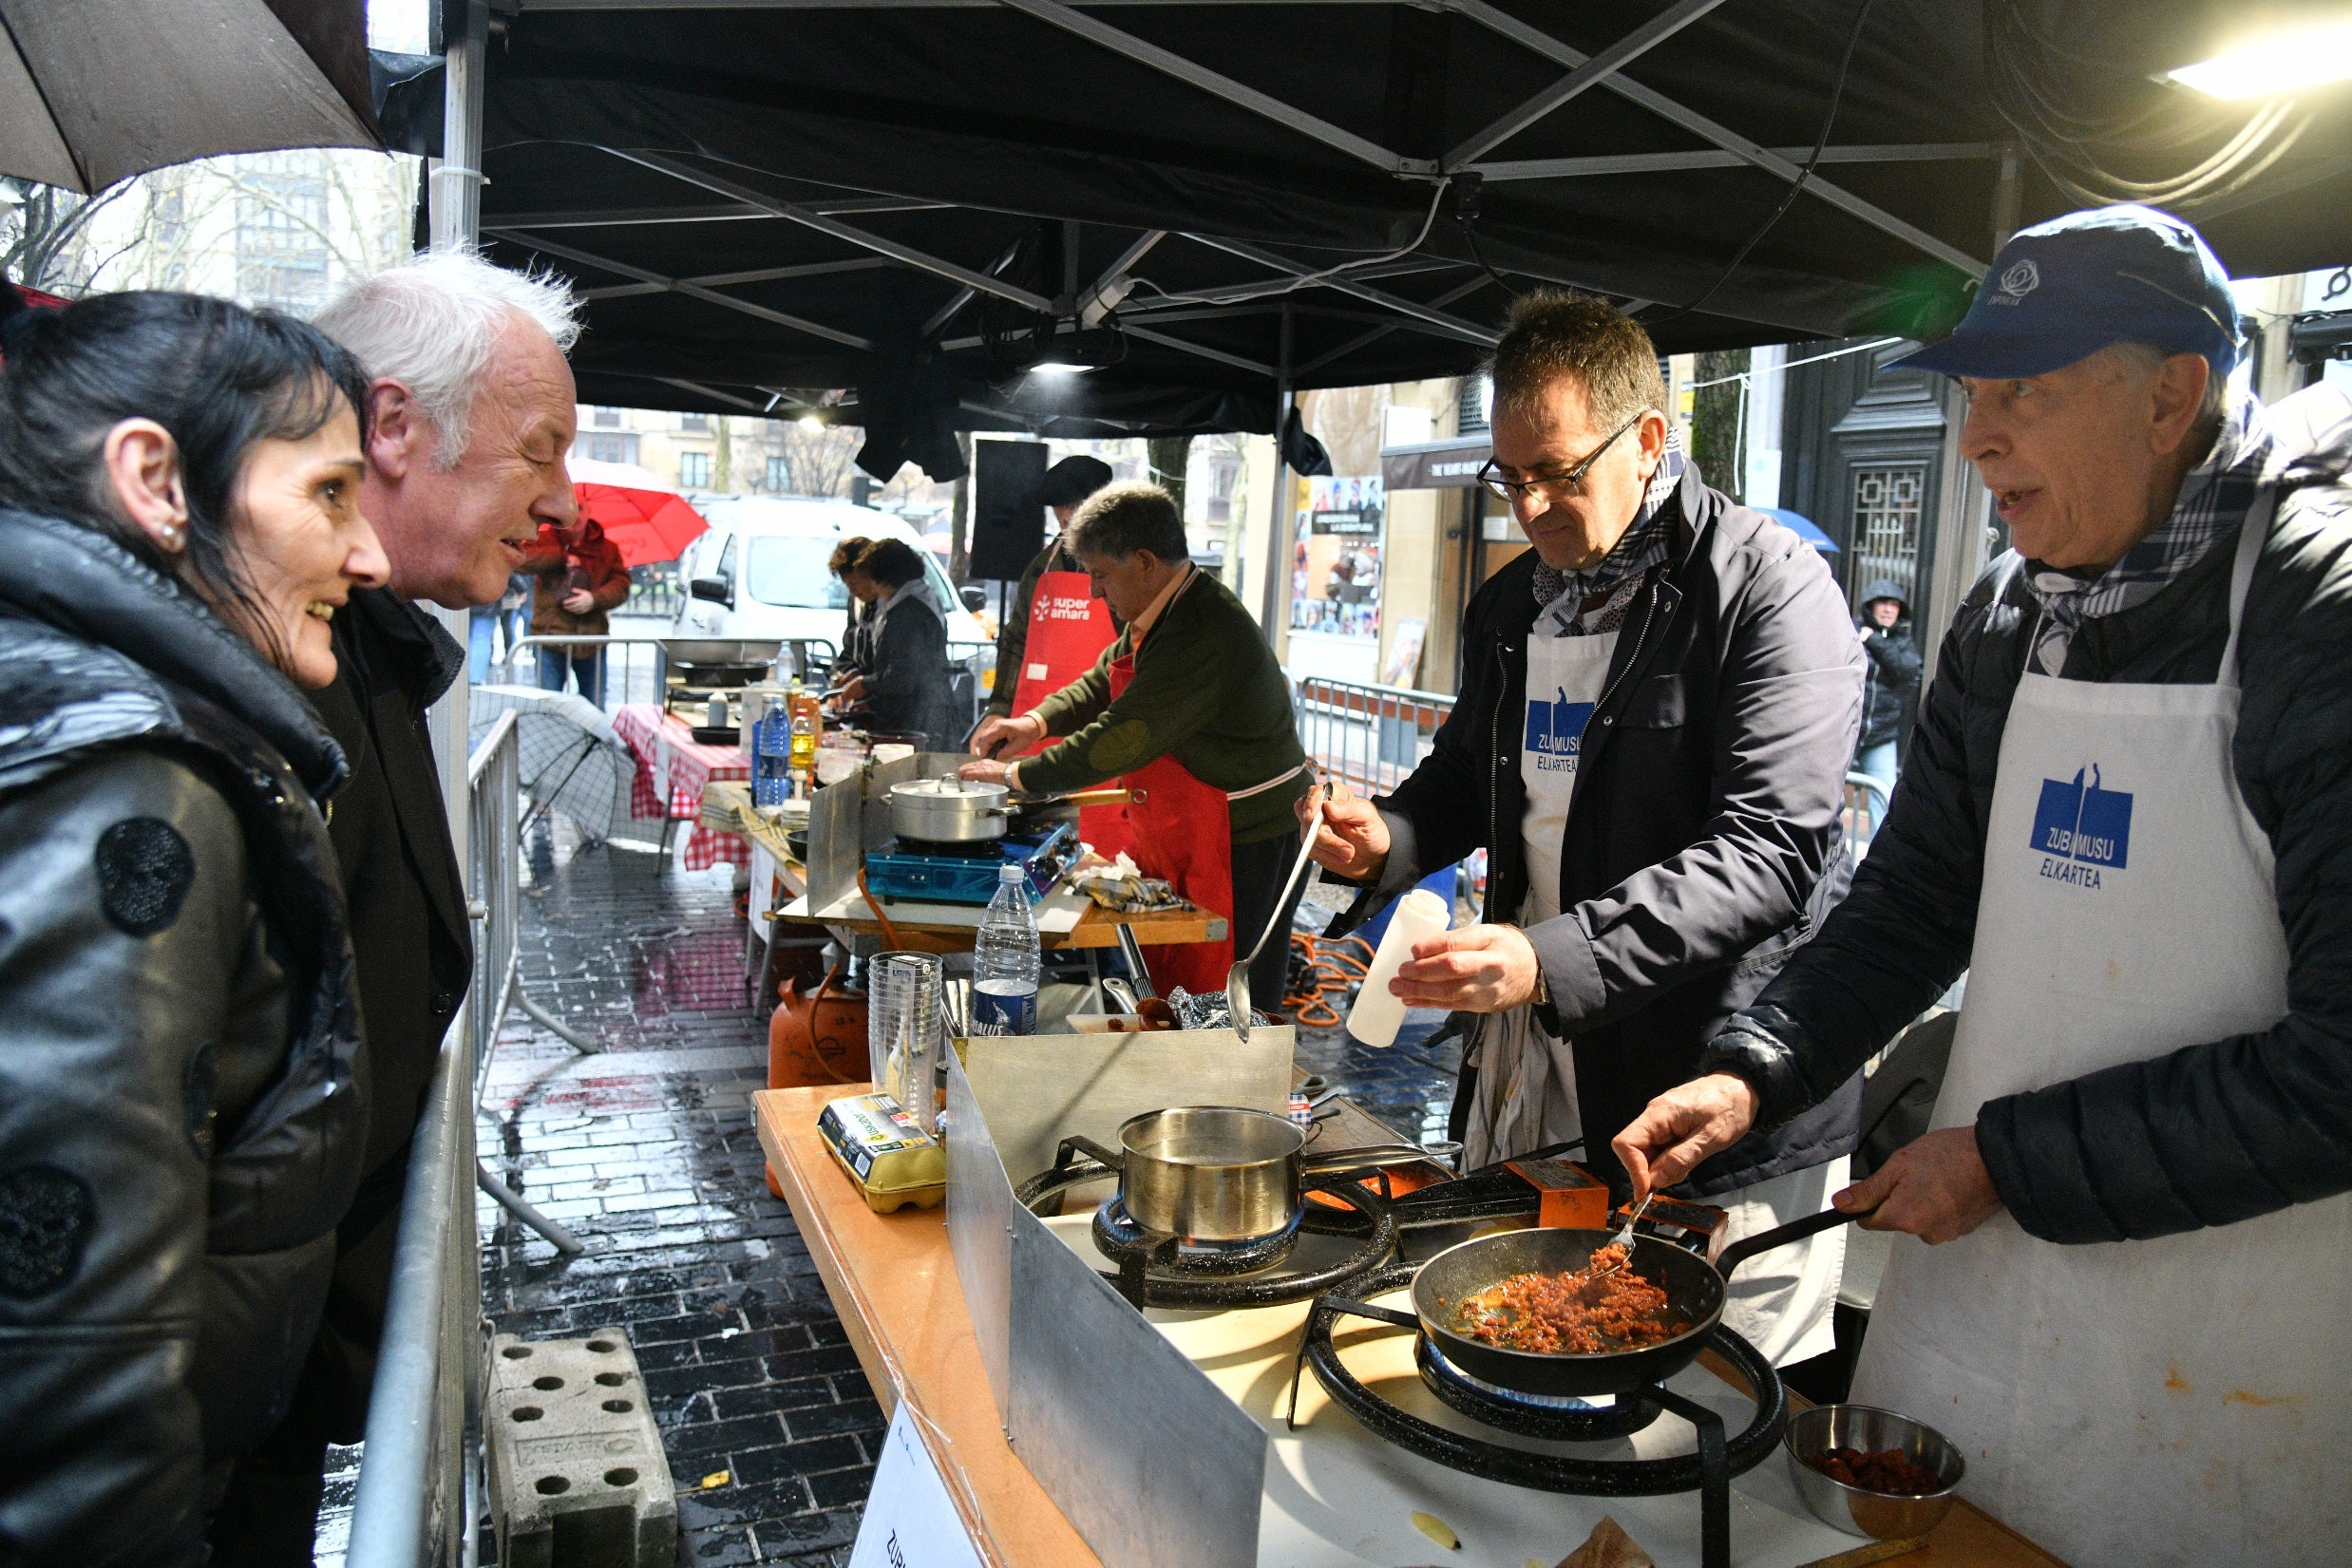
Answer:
[{"xmin": 1409, "ymin": 1205, "xmax": 1863, "ymax": 1398}]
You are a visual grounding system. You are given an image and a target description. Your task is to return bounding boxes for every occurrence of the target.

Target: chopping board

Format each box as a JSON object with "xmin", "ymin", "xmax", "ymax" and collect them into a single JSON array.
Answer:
[{"xmin": 1042, "ymin": 1216, "xmax": 1866, "ymax": 1568}]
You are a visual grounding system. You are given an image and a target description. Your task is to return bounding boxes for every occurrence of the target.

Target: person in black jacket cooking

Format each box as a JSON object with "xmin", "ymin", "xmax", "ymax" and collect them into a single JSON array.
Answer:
[
  {"xmin": 1616, "ymin": 205, "xmax": 2352, "ymax": 1568},
  {"xmin": 1309, "ymin": 291, "xmax": 1865, "ymax": 1366}
]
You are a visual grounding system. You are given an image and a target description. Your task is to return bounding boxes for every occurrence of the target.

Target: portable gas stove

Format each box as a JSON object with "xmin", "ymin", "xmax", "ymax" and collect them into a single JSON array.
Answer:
[
  {"xmin": 1017, "ymin": 1138, "xmax": 1413, "ymax": 1310},
  {"xmin": 1288, "ymin": 1162, "xmax": 1783, "ymax": 1568},
  {"xmin": 863, "ymin": 821, "xmax": 1077, "ymax": 906}
]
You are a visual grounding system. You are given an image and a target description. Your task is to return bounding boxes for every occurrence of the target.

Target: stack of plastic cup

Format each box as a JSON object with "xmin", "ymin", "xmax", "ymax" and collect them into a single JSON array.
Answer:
[{"xmin": 866, "ymin": 952, "xmax": 943, "ymax": 1116}]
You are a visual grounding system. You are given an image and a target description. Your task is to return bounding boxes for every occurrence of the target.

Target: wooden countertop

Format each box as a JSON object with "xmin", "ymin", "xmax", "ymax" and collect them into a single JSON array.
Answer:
[{"xmin": 752, "ymin": 1085, "xmax": 2061, "ymax": 1568}]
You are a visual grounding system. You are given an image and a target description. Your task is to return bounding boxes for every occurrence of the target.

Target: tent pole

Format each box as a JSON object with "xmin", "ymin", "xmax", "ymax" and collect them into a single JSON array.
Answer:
[
  {"xmin": 1991, "ymin": 142, "xmax": 2022, "ymax": 251},
  {"xmin": 430, "ymin": 0, "xmax": 487, "ymax": 254},
  {"xmin": 424, "ymin": 0, "xmax": 490, "ymax": 918},
  {"xmin": 1259, "ymin": 307, "xmax": 1295, "ymax": 646}
]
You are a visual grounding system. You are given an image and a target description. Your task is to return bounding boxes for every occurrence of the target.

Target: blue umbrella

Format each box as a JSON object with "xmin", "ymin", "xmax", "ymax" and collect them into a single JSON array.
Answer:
[{"xmin": 1758, "ymin": 507, "xmax": 1839, "ymax": 553}]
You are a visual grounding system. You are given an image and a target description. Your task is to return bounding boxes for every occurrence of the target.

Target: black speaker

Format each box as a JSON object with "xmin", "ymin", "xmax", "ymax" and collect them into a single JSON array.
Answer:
[{"xmin": 969, "ymin": 439, "xmax": 1050, "ymax": 580}]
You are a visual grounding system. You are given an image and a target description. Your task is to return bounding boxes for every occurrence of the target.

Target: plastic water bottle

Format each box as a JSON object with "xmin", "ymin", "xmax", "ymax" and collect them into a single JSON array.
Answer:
[
  {"xmin": 972, "ymin": 863, "xmax": 1040, "ymax": 1035},
  {"xmin": 751, "ymin": 706, "xmax": 793, "ymax": 806}
]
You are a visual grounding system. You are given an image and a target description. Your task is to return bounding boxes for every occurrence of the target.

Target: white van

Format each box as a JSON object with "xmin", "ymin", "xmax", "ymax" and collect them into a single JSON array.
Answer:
[{"xmin": 671, "ymin": 496, "xmax": 989, "ymax": 654}]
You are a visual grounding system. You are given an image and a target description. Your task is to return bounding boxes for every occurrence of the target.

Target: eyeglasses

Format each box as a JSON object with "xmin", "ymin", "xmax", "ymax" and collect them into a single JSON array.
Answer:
[{"xmin": 1477, "ymin": 411, "xmax": 1646, "ymax": 502}]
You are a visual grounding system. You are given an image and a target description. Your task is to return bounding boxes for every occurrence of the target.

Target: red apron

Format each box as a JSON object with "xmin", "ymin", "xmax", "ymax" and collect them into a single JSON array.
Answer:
[
  {"xmin": 1011, "ymin": 568, "xmax": 1129, "ymax": 856},
  {"xmin": 1104, "ymin": 642, "xmax": 1235, "ymax": 997}
]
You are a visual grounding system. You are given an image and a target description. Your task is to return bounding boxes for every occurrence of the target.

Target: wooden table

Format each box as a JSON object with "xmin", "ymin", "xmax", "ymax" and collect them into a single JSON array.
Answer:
[{"xmin": 752, "ymin": 1085, "xmax": 2062, "ymax": 1568}]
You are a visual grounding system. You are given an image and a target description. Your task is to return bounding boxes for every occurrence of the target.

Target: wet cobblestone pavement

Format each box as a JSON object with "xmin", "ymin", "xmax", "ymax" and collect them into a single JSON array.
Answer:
[{"xmin": 464, "ymin": 825, "xmax": 1460, "ymax": 1567}]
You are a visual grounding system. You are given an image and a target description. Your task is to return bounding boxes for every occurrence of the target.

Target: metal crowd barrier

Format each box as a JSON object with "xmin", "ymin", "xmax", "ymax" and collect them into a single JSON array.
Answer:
[
  {"xmin": 345, "ymin": 710, "xmax": 522, "ymax": 1568},
  {"xmin": 1290, "ymin": 674, "xmax": 1456, "ymax": 797},
  {"xmin": 495, "ymin": 633, "xmax": 675, "ymax": 708}
]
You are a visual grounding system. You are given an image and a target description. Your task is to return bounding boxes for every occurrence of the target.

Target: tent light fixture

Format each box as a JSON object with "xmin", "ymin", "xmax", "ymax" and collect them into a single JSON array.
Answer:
[
  {"xmin": 1030, "ymin": 361, "xmax": 1093, "ymax": 374},
  {"xmin": 797, "ymin": 413, "xmax": 826, "ymax": 432},
  {"xmin": 2167, "ymin": 18, "xmax": 2352, "ymax": 99}
]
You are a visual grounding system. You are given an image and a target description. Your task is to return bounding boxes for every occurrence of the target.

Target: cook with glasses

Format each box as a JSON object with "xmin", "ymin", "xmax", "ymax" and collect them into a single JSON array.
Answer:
[{"xmin": 1308, "ymin": 291, "xmax": 1865, "ymax": 1367}]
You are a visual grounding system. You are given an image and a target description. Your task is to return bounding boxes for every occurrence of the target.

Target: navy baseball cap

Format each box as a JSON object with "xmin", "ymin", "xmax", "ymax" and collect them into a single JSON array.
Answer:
[{"xmin": 1892, "ymin": 204, "xmax": 2241, "ymax": 380}]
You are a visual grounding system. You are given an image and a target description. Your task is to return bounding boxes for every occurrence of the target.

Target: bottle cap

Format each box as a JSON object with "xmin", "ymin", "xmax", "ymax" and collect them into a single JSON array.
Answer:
[{"xmin": 998, "ymin": 863, "xmax": 1024, "ymax": 883}]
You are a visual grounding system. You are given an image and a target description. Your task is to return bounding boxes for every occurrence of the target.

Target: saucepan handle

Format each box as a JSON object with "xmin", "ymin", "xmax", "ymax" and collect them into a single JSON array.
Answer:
[
  {"xmin": 1299, "ymin": 1142, "xmax": 1434, "ymax": 1175},
  {"xmin": 1715, "ymin": 1202, "xmax": 1878, "ymax": 1279},
  {"xmin": 1053, "ymin": 1135, "xmax": 1124, "ymax": 1179}
]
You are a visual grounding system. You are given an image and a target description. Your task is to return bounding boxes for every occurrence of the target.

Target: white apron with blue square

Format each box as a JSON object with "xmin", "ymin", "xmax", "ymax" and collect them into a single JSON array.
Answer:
[{"xmin": 1852, "ymin": 503, "xmax": 2352, "ymax": 1564}]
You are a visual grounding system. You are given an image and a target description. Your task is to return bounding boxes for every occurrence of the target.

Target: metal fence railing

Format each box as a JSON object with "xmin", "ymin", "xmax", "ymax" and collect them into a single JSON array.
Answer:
[
  {"xmin": 1291, "ymin": 674, "xmax": 1456, "ymax": 797},
  {"xmin": 345, "ymin": 711, "xmax": 520, "ymax": 1568}
]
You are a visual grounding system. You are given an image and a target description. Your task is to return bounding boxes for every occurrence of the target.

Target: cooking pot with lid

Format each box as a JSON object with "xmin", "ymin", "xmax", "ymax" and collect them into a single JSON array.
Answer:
[{"xmin": 887, "ymin": 776, "xmax": 1012, "ymax": 843}]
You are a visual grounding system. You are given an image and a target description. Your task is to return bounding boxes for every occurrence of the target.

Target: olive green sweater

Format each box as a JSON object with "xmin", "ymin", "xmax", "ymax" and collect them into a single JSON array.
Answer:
[{"xmin": 1022, "ymin": 567, "xmax": 1308, "ymax": 843}]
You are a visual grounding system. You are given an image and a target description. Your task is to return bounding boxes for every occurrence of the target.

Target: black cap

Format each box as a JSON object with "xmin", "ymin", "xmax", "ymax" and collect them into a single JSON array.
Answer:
[{"xmin": 1040, "ymin": 455, "xmax": 1114, "ymax": 507}]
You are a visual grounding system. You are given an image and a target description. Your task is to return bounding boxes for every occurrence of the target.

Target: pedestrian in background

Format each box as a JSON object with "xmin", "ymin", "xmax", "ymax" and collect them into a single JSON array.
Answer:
[
  {"xmin": 1853, "ymin": 578, "xmax": 1921, "ymax": 796},
  {"xmin": 0, "ymin": 289, "xmax": 386, "ymax": 1563},
  {"xmin": 521, "ymin": 510, "xmax": 630, "ymax": 707}
]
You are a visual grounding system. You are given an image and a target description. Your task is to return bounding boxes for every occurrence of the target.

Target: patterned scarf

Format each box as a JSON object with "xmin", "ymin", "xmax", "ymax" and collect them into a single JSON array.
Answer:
[
  {"xmin": 2024, "ymin": 390, "xmax": 2271, "ymax": 674},
  {"xmin": 1531, "ymin": 426, "xmax": 1687, "ymax": 637}
]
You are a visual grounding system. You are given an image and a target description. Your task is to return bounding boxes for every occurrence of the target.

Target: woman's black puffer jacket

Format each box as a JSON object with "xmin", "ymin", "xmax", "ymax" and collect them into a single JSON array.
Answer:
[{"xmin": 0, "ymin": 509, "xmax": 369, "ymax": 1565}]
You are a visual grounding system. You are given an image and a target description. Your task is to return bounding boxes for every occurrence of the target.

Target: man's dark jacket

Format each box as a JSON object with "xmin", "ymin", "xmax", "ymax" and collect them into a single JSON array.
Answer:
[
  {"xmin": 1359, "ymin": 468, "xmax": 1867, "ymax": 1195},
  {"xmin": 1705, "ymin": 384, "xmax": 2352, "ymax": 1245},
  {"xmin": 299, "ymin": 589, "xmax": 473, "ymax": 1422}
]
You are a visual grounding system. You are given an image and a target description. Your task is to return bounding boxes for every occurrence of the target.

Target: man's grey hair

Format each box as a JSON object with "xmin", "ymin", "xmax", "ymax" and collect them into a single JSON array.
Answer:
[
  {"xmin": 1068, "ymin": 482, "xmax": 1188, "ymax": 564},
  {"xmin": 2101, "ymin": 340, "xmax": 2230, "ymax": 436},
  {"xmin": 313, "ymin": 250, "xmax": 582, "ymax": 469}
]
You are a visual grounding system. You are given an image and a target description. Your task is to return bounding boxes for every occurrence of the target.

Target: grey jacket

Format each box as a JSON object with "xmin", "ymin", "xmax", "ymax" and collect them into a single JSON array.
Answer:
[
  {"xmin": 1705, "ymin": 384, "xmax": 2352, "ymax": 1244},
  {"xmin": 1346, "ymin": 468, "xmax": 1867, "ymax": 1196},
  {"xmin": 0, "ymin": 510, "xmax": 369, "ymax": 1564}
]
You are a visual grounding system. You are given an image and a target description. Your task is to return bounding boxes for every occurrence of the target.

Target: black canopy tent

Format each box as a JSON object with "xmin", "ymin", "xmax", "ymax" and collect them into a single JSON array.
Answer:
[{"xmin": 383, "ymin": 0, "xmax": 2352, "ymax": 452}]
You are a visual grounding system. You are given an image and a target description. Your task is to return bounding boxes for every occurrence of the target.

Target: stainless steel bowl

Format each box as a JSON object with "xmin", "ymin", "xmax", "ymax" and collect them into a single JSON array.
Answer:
[
  {"xmin": 1783, "ymin": 1404, "xmax": 1964, "ymax": 1540},
  {"xmin": 660, "ymin": 637, "xmax": 784, "ymax": 668}
]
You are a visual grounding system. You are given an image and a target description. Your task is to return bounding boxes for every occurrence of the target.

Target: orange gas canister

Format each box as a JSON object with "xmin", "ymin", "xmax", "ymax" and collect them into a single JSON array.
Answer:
[{"xmin": 766, "ymin": 965, "xmax": 870, "ymax": 1194}]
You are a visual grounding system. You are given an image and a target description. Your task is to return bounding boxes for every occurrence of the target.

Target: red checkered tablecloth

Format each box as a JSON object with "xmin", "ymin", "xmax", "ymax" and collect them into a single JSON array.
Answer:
[{"xmin": 611, "ymin": 704, "xmax": 752, "ymax": 870}]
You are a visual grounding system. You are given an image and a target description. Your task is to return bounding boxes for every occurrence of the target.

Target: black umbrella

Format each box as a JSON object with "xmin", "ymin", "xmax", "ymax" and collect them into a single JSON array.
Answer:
[{"xmin": 0, "ymin": 0, "xmax": 380, "ymax": 194}]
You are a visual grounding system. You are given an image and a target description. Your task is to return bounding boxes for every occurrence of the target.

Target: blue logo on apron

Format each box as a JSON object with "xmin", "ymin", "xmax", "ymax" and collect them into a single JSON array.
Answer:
[
  {"xmin": 2029, "ymin": 765, "xmax": 2133, "ymax": 886},
  {"xmin": 1525, "ymin": 688, "xmax": 1595, "ymax": 770}
]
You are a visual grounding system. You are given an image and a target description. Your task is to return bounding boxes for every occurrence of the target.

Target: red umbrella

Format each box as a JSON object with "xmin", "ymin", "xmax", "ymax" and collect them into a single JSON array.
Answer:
[{"xmin": 567, "ymin": 456, "xmax": 711, "ymax": 567}]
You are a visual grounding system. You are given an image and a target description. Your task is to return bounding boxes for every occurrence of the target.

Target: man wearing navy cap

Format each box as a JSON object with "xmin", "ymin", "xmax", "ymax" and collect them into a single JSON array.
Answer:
[{"xmin": 1616, "ymin": 204, "xmax": 2352, "ymax": 1563}]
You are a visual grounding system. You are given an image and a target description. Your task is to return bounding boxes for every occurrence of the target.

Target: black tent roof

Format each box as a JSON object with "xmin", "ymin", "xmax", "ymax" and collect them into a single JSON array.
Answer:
[{"xmin": 379, "ymin": 0, "xmax": 2352, "ymax": 451}]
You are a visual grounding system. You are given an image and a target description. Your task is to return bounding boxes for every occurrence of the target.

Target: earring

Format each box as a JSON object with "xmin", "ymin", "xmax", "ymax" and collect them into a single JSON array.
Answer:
[{"xmin": 157, "ymin": 524, "xmax": 181, "ymax": 548}]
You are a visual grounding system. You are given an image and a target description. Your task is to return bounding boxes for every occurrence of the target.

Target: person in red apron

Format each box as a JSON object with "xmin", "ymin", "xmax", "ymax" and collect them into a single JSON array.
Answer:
[
  {"xmin": 1615, "ymin": 206, "xmax": 2352, "ymax": 1565},
  {"xmin": 965, "ymin": 482, "xmax": 1311, "ymax": 1002}
]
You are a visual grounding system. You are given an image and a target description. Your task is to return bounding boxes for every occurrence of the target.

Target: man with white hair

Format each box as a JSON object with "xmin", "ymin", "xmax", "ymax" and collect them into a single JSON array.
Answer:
[{"xmin": 210, "ymin": 251, "xmax": 581, "ymax": 1563}]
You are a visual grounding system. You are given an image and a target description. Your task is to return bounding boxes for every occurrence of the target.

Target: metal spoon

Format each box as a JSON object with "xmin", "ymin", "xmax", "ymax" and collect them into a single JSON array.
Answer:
[{"xmin": 1226, "ymin": 774, "xmax": 1323, "ymax": 1043}]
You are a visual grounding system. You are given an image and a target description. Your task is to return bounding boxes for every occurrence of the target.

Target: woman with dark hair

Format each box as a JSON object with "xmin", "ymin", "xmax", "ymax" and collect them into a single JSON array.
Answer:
[
  {"xmin": 837, "ymin": 536, "xmax": 958, "ymax": 748},
  {"xmin": 0, "ymin": 289, "xmax": 388, "ymax": 1563},
  {"xmin": 828, "ymin": 534, "xmax": 881, "ymax": 679}
]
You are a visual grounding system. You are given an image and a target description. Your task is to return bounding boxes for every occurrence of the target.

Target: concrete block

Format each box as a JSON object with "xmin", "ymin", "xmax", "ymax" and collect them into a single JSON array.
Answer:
[{"xmin": 486, "ymin": 1329, "xmax": 677, "ymax": 1568}]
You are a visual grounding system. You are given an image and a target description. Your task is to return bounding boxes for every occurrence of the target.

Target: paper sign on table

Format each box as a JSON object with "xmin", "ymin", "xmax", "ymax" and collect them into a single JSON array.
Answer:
[{"xmin": 846, "ymin": 1405, "xmax": 986, "ymax": 1568}]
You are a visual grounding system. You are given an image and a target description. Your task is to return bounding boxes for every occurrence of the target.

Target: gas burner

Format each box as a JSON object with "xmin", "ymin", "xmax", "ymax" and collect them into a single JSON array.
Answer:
[
  {"xmin": 1415, "ymin": 1337, "xmax": 1661, "ymax": 1442},
  {"xmin": 1018, "ymin": 1147, "xmax": 1400, "ymax": 1310},
  {"xmin": 887, "ymin": 836, "xmax": 1007, "ymax": 859},
  {"xmin": 1293, "ymin": 1263, "xmax": 1787, "ymax": 1568},
  {"xmin": 1093, "ymin": 1197, "xmax": 1304, "ymax": 1276}
]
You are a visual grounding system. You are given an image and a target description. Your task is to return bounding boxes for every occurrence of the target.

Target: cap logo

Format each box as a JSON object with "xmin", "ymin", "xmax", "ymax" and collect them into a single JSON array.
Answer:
[{"xmin": 1988, "ymin": 258, "xmax": 2039, "ymax": 306}]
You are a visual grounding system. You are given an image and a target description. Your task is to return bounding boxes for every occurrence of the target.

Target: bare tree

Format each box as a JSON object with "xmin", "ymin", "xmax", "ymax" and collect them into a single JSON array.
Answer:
[
  {"xmin": 776, "ymin": 420, "xmax": 862, "ymax": 498},
  {"xmin": 1, "ymin": 177, "xmax": 147, "ymax": 293}
]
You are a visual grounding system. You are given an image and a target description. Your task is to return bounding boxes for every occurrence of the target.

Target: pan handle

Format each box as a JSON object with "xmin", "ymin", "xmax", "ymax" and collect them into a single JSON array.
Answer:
[
  {"xmin": 1300, "ymin": 1143, "xmax": 1439, "ymax": 1175},
  {"xmin": 1051, "ymin": 1135, "xmax": 1124, "ymax": 1180},
  {"xmin": 1715, "ymin": 1202, "xmax": 1879, "ymax": 1280}
]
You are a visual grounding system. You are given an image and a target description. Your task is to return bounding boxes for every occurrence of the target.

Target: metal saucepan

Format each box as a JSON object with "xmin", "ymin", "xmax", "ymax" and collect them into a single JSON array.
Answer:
[
  {"xmin": 887, "ymin": 775, "xmax": 1141, "ymax": 843},
  {"xmin": 1061, "ymin": 1105, "xmax": 1432, "ymax": 1244},
  {"xmin": 1408, "ymin": 1204, "xmax": 1866, "ymax": 1398},
  {"xmin": 888, "ymin": 776, "xmax": 1012, "ymax": 842}
]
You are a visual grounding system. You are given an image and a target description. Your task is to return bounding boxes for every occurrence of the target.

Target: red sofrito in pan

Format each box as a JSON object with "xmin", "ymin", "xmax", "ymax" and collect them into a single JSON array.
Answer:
[{"xmin": 1450, "ymin": 1244, "xmax": 1685, "ymax": 1354}]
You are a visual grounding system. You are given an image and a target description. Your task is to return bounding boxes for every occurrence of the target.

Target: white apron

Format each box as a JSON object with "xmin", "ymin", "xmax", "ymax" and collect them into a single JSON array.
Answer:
[
  {"xmin": 1852, "ymin": 502, "xmax": 2352, "ymax": 1566},
  {"xmin": 1467, "ymin": 621, "xmax": 1844, "ymax": 1367}
]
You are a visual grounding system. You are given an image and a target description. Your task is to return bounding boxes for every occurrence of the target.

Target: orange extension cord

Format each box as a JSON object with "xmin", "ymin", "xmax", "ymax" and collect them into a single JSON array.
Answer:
[{"xmin": 1282, "ymin": 930, "xmax": 1374, "ymax": 1028}]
